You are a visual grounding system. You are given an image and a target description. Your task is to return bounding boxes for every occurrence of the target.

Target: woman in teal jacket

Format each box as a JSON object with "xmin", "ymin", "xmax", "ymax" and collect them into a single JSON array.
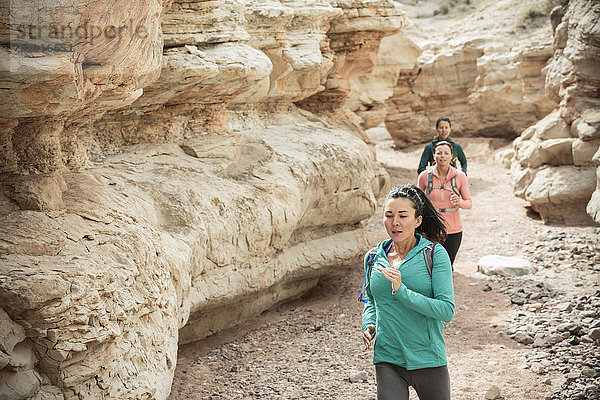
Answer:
[{"xmin": 361, "ymin": 184, "xmax": 454, "ymax": 400}]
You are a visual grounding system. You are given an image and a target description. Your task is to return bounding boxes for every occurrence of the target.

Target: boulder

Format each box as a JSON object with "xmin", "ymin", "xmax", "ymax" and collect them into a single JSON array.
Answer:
[
  {"xmin": 524, "ymin": 166, "xmax": 596, "ymax": 224},
  {"xmin": 477, "ymin": 255, "xmax": 536, "ymax": 276}
]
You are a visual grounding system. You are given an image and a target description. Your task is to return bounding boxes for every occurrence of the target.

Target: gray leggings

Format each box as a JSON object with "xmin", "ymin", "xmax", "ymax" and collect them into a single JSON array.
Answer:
[{"xmin": 375, "ymin": 363, "xmax": 450, "ymax": 400}]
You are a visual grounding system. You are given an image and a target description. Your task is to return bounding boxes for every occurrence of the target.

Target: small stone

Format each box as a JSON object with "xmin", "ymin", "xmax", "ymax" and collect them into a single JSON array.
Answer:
[
  {"xmin": 557, "ymin": 322, "xmax": 577, "ymax": 333},
  {"xmin": 585, "ymin": 384, "xmax": 599, "ymax": 393},
  {"xmin": 567, "ymin": 336, "xmax": 580, "ymax": 345},
  {"xmin": 580, "ymin": 310, "xmax": 596, "ymax": 318},
  {"xmin": 533, "ymin": 338, "xmax": 550, "ymax": 348},
  {"xmin": 349, "ymin": 370, "xmax": 368, "ymax": 383},
  {"xmin": 581, "ymin": 335, "xmax": 594, "ymax": 343},
  {"xmin": 581, "ymin": 366, "xmax": 596, "ymax": 378},
  {"xmin": 485, "ymin": 385, "xmax": 502, "ymax": 399},
  {"xmin": 511, "ymin": 297, "xmax": 525, "ymax": 305},
  {"xmin": 477, "ymin": 255, "xmax": 536, "ymax": 276},
  {"xmin": 513, "ymin": 332, "xmax": 534, "ymax": 345},
  {"xmin": 589, "ymin": 328, "xmax": 600, "ymax": 340},
  {"xmin": 557, "ymin": 302, "xmax": 573, "ymax": 312},
  {"xmin": 566, "ymin": 371, "xmax": 581, "ymax": 382},
  {"xmin": 531, "ymin": 363, "xmax": 545, "ymax": 374}
]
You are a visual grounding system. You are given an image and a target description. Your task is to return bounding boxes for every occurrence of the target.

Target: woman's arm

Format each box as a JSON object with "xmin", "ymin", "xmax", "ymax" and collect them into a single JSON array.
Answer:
[
  {"xmin": 417, "ymin": 144, "xmax": 433, "ymax": 175},
  {"xmin": 361, "ymin": 254, "xmax": 377, "ymax": 332},
  {"xmin": 455, "ymin": 143, "xmax": 468, "ymax": 175},
  {"xmin": 391, "ymin": 246, "xmax": 455, "ymax": 323},
  {"xmin": 457, "ymin": 173, "xmax": 472, "ymax": 210}
]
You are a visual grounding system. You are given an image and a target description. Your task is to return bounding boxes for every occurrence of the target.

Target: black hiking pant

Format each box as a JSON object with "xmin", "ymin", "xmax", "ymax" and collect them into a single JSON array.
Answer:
[
  {"xmin": 441, "ymin": 231, "xmax": 462, "ymax": 266},
  {"xmin": 375, "ymin": 363, "xmax": 451, "ymax": 400}
]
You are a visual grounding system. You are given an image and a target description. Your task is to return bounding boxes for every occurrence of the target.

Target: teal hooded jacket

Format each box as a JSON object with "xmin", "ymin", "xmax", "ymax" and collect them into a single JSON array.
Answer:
[{"xmin": 361, "ymin": 234, "xmax": 455, "ymax": 370}]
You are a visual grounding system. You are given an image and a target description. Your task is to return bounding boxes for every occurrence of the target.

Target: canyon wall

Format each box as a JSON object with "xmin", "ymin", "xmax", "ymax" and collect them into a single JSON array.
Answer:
[
  {"xmin": 385, "ymin": 0, "xmax": 599, "ymax": 224},
  {"xmin": 0, "ymin": 1, "xmax": 405, "ymax": 399},
  {"xmin": 2, "ymin": 0, "xmax": 597, "ymax": 398},
  {"xmin": 508, "ymin": 0, "xmax": 600, "ymax": 224},
  {"xmin": 384, "ymin": 0, "xmax": 559, "ymax": 145}
]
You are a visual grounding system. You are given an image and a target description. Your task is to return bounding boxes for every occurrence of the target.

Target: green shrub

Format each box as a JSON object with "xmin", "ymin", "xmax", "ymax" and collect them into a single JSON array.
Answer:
[{"xmin": 516, "ymin": 0, "xmax": 559, "ymax": 28}]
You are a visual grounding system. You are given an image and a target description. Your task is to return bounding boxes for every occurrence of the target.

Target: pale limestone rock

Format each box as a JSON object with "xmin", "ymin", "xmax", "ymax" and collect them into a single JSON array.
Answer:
[
  {"xmin": 385, "ymin": 0, "xmax": 557, "ymax": 145},
  {"xmin": 510, "ymin": 163, "xmax": 536, "ymax": 199},
  {"xmin": 7, "ymin": 343, "xmax": 37, "ymax": 371},
  {"xmin": 539, "ymin": 138, "xmax": 574, "ymax": 166},
  {"xmin": 494, "ymin": 148, "xmax": 515, "ymax": 169},
  {"xmin": 0, "ymin": 309, "xmax": 25, "ymax": 357},
  {"xmin": 162, "ymin": 0, "xmax": 248, "ymax": 47},
  {"xmin": 587, "ymin": 176, "xmax": 600, "ymax": 223},
  {"xmin": 535, "ymin": 110, "xmax": 573, "ymax": 140},
  {"xmin": 573, "ymin": 139, "xmax": 600, "ymax": 166},
  {"xmin": 6, "ymin": 174, "xmax": 67, "ymax": 211},
  {"xmin": 297, "ymin": 0, "xmax": 406, "ymax": 112},
  {"xmin": 0, "ymin": 0, "xmax": 404, "ymax": 398},
  {"xmin": 1, "ymin": 0, "xmax": 166, "ymax": 119},
  {"xmin": 572, "ymin": 117, "xmax": 600, "ymax": 140},
  {"xmin": 515, "ymin": 139, "xmax": 543, "ymax": 169},
  {"xmin": 1, "ymin": 123, "xmax": 379, "ymax": 398},
  {"xmin": 477, "ymin": 255, "xmax": 536, "ymax": 277},
  {"xmin": 0, "ymin": 369, "xmax": 42, "ymax": 400},
  {"xmin": 347, "ymin": 22, "xmax": 417, "ymax": 129},
  {"xmin": 524, "ymin": 166, "xmax": 596, "ymax": 224},
  {"xmin": 510, "ymin": 0, "xmax": 600, "ymax": 224},
  {"xmin": 30, "ymin": 384, "xmax": 65, "ymax": 400}
]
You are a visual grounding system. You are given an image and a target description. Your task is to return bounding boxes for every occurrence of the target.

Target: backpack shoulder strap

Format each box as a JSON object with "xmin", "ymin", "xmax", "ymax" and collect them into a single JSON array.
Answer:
[
  {"xmin": 426, "ymin": 171, "xmax": 434, "ymax": 197},
  {"xmin": 423, "ymin": 243, "xmax": 435, "ymax": 277},
  {"xmin": 450, "ymin": 175, "xmax": 460, "ymax": 196},
  {"xmin": 358, "ymin": 246, "xmax": 378, "ymax": 303},
  {"xmin": 365, "ymin": 247, "xmax": 378, "ymax": 274}
]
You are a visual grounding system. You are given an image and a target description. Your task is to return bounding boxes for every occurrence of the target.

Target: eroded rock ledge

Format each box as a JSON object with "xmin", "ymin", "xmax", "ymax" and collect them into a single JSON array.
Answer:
[
  {"xmin": 0, "ymin": 0, "xmax": 402, "ymax": 398},
  {"xmin": 382, "ymin": 0, "xmax": 599, "ymax": 225},
  {"xmin": 507, "ymin": 0, "xmax": 600, "ymax": 224},
  {"xmin": 384, "ymin": 0, "xmax": 558, "ymax": 145}
]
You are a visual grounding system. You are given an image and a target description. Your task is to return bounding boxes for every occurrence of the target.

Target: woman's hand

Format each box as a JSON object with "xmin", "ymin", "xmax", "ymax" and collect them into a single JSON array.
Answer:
[
  {"xmin": 363, "ymin": 325, "xmax": 376, "ymax": 350},
  {"xmin": 377, "ymin": 266, "xmax": 402, "ymax": 292},
  {"xmin": 450, "ymin": 193, "xmax": 460, "ymax": 207}
]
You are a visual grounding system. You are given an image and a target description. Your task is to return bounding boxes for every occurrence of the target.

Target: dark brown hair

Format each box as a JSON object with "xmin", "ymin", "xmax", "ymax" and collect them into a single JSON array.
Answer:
[{"xmin": 385, "ymin": 184, "xmax": 447, "ymax": 243}]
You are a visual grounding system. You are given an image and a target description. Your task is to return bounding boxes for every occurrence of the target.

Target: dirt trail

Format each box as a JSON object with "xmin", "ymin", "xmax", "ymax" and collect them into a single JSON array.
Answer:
[{"xmin": 169, "ymin": 137, "xmax": 585, "ymax": 400}]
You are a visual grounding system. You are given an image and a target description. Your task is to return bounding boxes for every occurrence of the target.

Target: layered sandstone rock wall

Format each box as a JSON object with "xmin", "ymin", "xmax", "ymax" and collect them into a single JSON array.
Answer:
[
  {"xmin": 382, "ymin": 0, "xmax": 599, "ymax": 224},
  {"xmin": 384, "ymin": 0, "xmax": 558, "ymax": 145},
  {"xmin": 508, "ymin": 0, "xmax": 600, "ymax": 224},
  {"xmin": 0, "ymin": 1, "xmax": 405, "ymax": 399}
]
